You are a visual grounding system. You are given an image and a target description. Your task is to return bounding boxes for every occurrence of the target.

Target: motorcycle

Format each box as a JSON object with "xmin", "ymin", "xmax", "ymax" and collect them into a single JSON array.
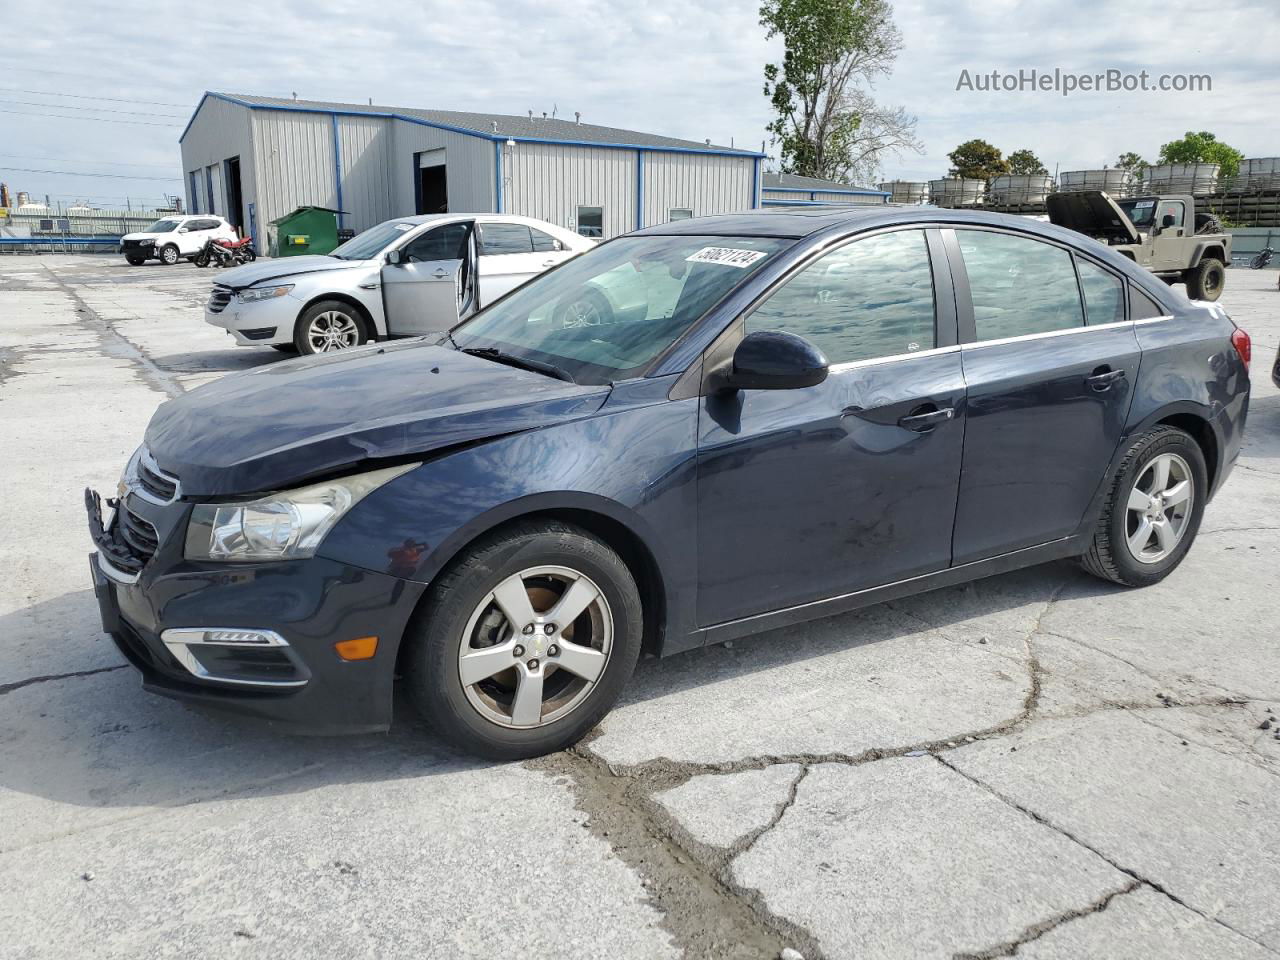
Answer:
[
  {"xmin": 1250, "ymin": 246, "xmax": 1274, "ymax": 269},
  {"xmin": 194, "ymin": 235, "xmax": 257, "ymax": 268}
]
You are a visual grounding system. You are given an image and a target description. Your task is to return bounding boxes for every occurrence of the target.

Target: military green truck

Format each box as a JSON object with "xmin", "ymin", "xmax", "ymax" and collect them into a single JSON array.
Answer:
[{"xmin": 1046, "ymin": 191, "xmax": 1230, "ymax": 301}]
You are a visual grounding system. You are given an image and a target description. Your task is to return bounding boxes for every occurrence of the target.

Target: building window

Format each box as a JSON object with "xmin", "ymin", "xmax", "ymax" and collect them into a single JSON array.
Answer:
[
  {"xmin": 669, "ymin": 208, "xmax": 693, "ymax": 221},
  {"xmin": 576, "ymin": 206, "xmax": 603, "ymax": 238}
]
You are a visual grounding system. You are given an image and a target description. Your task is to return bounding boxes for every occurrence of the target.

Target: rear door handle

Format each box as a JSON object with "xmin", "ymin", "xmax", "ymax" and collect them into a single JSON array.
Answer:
[
  {"xmin": 898, "ymin": 405, "xmax": 955, "ymax": 432},
  {"xmin": 542, "ymin": 259, "xmax": 557, "ymax": 267},
  {"xmin": 1085, "ymin": 367, "xmax": 1125, "ymax": 391}
]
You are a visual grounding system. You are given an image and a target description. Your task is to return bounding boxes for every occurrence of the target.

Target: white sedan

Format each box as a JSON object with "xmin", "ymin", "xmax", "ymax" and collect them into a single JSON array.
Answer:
[{"xmin": 205, "ymin": 214, "xmax": 594, "ymax": 354}]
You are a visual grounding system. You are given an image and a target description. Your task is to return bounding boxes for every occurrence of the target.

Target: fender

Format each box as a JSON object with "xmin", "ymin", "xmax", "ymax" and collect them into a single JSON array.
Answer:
[
  {"xmin": 1188, "ymin": 240, "xmax": 1227, "ymax": 269},
  {"xmin": 318, "ymin": 396, "xmax": 703, "ymax": 656},
  {"xmin": 290, "ymin": 267, "xmax": 387, "ymax": 337}
]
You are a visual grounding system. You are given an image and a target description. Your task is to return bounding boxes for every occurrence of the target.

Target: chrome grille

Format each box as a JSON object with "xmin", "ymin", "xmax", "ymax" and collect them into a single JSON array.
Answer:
[
  {"xmin": 208, "ymin": 286, "xmax": 233, "ymax": 314},
  {"xmin": 116, "ymin": 502, "xmax": 159, "ymax": 562},
  {"xmin": 136, "ymin": 453, "xmax": 178, "ymax": 503}
]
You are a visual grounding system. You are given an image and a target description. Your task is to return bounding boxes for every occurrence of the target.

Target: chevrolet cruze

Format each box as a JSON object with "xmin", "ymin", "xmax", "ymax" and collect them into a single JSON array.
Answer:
[{"xmin": 87, "ymin": 206, "xmax": 1251, "ymax": 759}]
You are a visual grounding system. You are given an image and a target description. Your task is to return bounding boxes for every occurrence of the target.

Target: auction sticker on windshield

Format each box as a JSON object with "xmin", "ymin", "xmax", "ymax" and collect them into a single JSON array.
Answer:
[{"xmin": 685, "ymin": 246, "xmax": 768, "ymax": 268}]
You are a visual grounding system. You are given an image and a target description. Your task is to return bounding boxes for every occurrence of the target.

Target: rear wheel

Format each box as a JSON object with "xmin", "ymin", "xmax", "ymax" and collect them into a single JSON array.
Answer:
[
  {"xmin": 1080, "ymin": 426, "xmax": 1206, "ymax": 587},
  {"xmin": 293, "ymin": 300, "xmax": 369, "ymax": 354},
  {"xmin": 403, "ymin": 520, "xmax": 643, "ymax": 759},
  {"xmin": 159, "ymin": 244, "xmax": 180, "ymax": 266},
  {"xmin": 1186, "ymin": 257, "xmax": 1224, "ymax": 301}
]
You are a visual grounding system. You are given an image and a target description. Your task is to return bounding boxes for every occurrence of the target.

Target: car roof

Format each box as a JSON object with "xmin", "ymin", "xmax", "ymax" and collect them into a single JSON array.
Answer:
[{"xmin": 388, "ymin": 213, "xmax": 556, "ymax": 228}]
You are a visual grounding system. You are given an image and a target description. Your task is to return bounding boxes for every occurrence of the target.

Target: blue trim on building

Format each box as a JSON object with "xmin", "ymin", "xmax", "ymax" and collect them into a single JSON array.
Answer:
[
  {"xmin": 247, "ymin": 201, "xmax": 258, "ymax": 248},
  {"xmin": 187, "ymin": 171, "xmax": 199, "ymax": 213},
  {"xmin": 494, "ymin": 141, "xmax": 503, "ymax": 213},
  {"xmin": 635, "ymin": 150, "xmax": 644, "ymax": 231},
  {"xmin": 330, "ymin": 114, "xmax": 345, "ymax": 227},
  {"xmin": 204, "ymin": 167, "xmax": 214, "ymax": 215},
  {"xmin": 752, "ymin": 157, "xmax": 762, "ymax": 209},
  {"xmin": 181, "ymin": 91, "xmax": 768, "ymax": 160}
]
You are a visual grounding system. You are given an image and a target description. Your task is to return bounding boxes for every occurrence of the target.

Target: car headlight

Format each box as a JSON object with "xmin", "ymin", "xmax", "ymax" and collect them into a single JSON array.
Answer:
[
  {"xmin": 139, "ymin": 238, "xmax": 155, "ymax": 245},
  {"xmin": 185, "ymin": 463, "xmax": 417, "ymax": 562},
  {"xmin": 238, "ymin": 284, "xmax": 294, "ymax": 303}
]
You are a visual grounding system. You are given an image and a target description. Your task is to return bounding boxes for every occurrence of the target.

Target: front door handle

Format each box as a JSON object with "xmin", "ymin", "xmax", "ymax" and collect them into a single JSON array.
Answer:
[
  {"xmin": 432, "ymin": 268, "xmax": 450, "ymax": 279},
  {"xmin": 898, "ymin": 405, "xmax": 954, "ymax": 432},
  {"xmin": 1085, "ymin": 367, "xmax": 1125, "ymax": 391},
  {"xmin": 542, "ymin": 259, "xmax": 557, "ymax": 267}
]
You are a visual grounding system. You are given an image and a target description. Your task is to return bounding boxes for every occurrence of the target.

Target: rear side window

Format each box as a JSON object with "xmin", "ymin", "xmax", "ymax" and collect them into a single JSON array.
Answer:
[
  {"xmin": 1130, "ymin": 285, "xmax": 1165, "ymax": 320},
  {"xmin": 959, "ymin": 231, "xmax": 1084, "ymax": 341},
  {"xmin": 480, "ymin": 223, "xmax": 533, "ymax": 255},
  {"xmin": 1076, "ymin": 258, "xmax": 1125, "ymax": 325},
  {"xmin": 749, "ymin": 229, "xmax": 936, "ymax": 364},
  {"xmin": 530, "ymin": 229, "xmax": 562, "ymax": 252}
]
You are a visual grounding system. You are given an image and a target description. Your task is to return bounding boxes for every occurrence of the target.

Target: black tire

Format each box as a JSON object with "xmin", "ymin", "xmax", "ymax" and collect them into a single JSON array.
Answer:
[
  {"xmin": 1080, "ymin": 426, "xmax": 1207, "ymax": 587},
  {"xmin": 125, "ymin": 256, "xmax": 145, "ymax": 266},
  {"xmin": 554, "ymin": 287, "xmax": 615, "ymax": 328},
  {"xmin": 1186, "ymin": 257, "xmax": 1224, "ymax": 301},
  {"xmin": 270, "ymin": 343, "xmax": 297, "ymax": 353},
  {"xmin": 292, "ymin": 299, "xmax": 369, "ymax": 355},
  {"xmin": 194, "ymin": 253, "xmax": 209, "ymax": 268},
  {"xmin": 242, "ymin": 248, "xmax": 257, "ymax": 263},
  {"xmin": 402, "ymin": 520, "xmax": 643, "ymax": 760},
  {"xmin": 158, "ymin": 244, "xmax": 180, "ymax": 266}
]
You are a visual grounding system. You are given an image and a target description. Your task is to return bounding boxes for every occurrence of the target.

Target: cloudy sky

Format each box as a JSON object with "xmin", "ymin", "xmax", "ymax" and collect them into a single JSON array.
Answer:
[{"xmin": 4, "ymin": 0, "xmax": 1276, "ymax": 208}]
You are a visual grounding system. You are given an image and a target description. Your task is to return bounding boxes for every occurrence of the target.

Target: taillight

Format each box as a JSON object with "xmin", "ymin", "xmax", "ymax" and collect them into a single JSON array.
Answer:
[{"xmin": 1230, "ymin": 327, "xmax": 1251, "ymax": 371}]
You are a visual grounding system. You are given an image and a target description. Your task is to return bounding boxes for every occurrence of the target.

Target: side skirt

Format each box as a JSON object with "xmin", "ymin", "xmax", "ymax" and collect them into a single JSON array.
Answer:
[{"xmin": 699, "ymin": 537, "xmax": 1084, "ymax": 647}]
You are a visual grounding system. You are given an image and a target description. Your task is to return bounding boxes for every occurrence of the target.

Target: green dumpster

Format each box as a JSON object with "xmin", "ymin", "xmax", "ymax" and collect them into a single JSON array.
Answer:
[{"xmin": 267, "ymin": 206, "xmax": 347, "ymax": 257}]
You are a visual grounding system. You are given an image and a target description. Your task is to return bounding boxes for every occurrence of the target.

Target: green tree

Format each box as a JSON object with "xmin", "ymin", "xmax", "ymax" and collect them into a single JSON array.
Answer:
[
  {"xmin": 1006, "ymin": 149, "xmax": 1048, "ymax": 176},
  {"xmin": 761, "ymin": 0, "xmax": 921, "ymax": 183},
  {"xmin": 1115, "ymin": 151, "xmax": 1149, "ymax": 176},
  {"xmin": 1157, "ymin": 131, "xmax": 1244, "ymax": 179},
  {"xmin": 947, "ymin": 139, "xmax": 1008, "ymax": 180}
]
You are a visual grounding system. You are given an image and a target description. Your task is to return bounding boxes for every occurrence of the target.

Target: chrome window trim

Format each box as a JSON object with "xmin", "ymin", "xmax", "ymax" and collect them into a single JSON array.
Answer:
[
  {"xmin": 960, "ymin": 314, "xmax": 1170, "ymax": 352},
  {"xmin": 160, "ymin": 627, "xmax": 308, "ymax": 689},
  {"xmin": 828, "ymin": 344, "xmax": 961, "ymax": 374}
]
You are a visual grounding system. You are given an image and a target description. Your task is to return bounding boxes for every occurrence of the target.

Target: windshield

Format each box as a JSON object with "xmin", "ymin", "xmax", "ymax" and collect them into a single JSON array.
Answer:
[
  {"xmin": 452, "ymin": 234, "xmax": 790, "ymax": 384},
  {"xmin": 1118, "ymin": 199, "xmax": 1156, "ymax": 227},
  {"xmin": 332, "ymin": 220, "xmax": 417, "ymax": 260},
  {"xmin": 144, "ymin": 219, "xmax": 180, "ymax": 233}
]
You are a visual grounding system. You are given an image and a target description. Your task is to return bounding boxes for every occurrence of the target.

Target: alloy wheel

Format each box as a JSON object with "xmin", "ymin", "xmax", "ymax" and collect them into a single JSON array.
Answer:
[
  {"xmin": 306, "ymin": 310, "xmax": 361, "ymax": 352},
  {"xmin": 562, "ymin": 299, "xmax": 603, "ymax": 327},
  {"xmin": 1124, "ymin": 452, "xmax": 1194, "ymax": 564},
  {"xmin": 457, "ymin": 565, "xmax": 613, "ymax": 728}
]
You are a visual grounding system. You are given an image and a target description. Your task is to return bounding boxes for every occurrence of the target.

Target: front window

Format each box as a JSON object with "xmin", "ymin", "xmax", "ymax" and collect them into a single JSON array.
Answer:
[
  {"xmin": 452, "ymin": 234, "xmax": 791, "ymax": 384},
  {"xmin": 331, "ymin": 220, "xmax": 418, "ymax": 260},
  {"xmin": 145, "ymin": 219, "xmax": 180, "ymax": 233}
]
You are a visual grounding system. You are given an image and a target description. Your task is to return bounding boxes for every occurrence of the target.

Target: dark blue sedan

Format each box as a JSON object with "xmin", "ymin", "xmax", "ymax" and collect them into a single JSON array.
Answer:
[{"xmin": 86, "ymin": 206, "xmax": 1251, "ymax": 758}]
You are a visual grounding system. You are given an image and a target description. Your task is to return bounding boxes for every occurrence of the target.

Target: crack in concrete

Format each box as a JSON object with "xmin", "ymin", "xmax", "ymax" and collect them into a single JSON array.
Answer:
[
  {"xmin": 40, "ymin": 265, "xmax": 185, "ymax": 399},
  {"xmin": 528, "ymin": 744, "xmax": 823, "ymax": 960},
  {"xmin": 952, "ymin": 880, "xmax": 1141, "ymax": 959},
  {"xmin": 934, "ymin": 754, "xmax": 1280, "ymax": 956},
  {"xmin": 0, "ymin": 664, "xmax": 127, "ymax": 696}
]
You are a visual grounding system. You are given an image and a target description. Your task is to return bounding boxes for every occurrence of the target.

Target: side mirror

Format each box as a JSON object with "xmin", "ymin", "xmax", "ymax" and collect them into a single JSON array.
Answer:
[
  {"xmin": 178, "ymin": 226, "xmax": 189, "ymax": 234},
  {"xmin": 710, "ymin": 330, "xmax": 828, "ymax": 392},
  {"xmin": 385, "ymin": 249, "xmax": 404, "ymax": 265},
  {"xmin": 1160, "ymin": 214, "xmax": 1176, "ymax": 230}
]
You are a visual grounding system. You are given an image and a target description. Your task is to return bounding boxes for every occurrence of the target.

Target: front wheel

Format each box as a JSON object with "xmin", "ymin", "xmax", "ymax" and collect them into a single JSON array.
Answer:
[
  {"xmin": 293, "ymin": 300, "xmax": 369, "ymax": 354},
  {"xmin": 158, "ymin": 244, "xmax": 180, "ymax": 266},
  {"xmin": 1080, "ymin": 426, "xmax": 1207, "ymax": 587},
  {"xmin": 403, "ymin": 520, "xmax": 643, "ymax": 759},
  {"xmin": 194, "ymin": 252, "xmax": 209, "ymax": 268},
  {"xmin": 1186, "ymin": 258, "xmax": 1224, "ymax": 301},
  {"xmin": 125, "ymin": 256, "xmax": 145, "ymax": 266}
]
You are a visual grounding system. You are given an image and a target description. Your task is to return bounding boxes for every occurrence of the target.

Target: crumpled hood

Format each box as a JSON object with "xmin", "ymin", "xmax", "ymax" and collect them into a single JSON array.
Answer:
[
  {"xmin": 144, "ymin": 342, "xmax": 610, "ymax": 497},
  {"xmin": 214, "ymin": 255, "xmax": 369, "ymax": 290}
]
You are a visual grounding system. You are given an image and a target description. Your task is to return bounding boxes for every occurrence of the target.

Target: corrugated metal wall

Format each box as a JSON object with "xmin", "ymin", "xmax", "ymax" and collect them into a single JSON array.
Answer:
[
  {"xmin": 643, "ymin": 152, "xmax": 754, "ymax": 226},
  {"xmin": 179, "ymin": 97, "xmax": 256, "ymax": 220},
  {"xmin": 336, "ymin": 115, "xmax": 395, "ymax": 232},
  {"xmin": 505, "ymin": 143, "xmax": 637, "ymax": 238},
  {"xmin": 762, "ymin": 189, "xmax": 885, "ymax": 206},
  {"xmin": 390, "ymin": 120, "xmax": 494, "ymax": 216},
  {"xmin": 251, "ymin": 111, "xmax": 337, "ymax": 229}
]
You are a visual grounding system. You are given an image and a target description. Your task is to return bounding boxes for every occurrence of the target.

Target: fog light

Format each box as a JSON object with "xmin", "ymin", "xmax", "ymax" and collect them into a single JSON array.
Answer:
[{"xmin": 335, "ymin": 636, "xmax": 378, "ymax": 661}]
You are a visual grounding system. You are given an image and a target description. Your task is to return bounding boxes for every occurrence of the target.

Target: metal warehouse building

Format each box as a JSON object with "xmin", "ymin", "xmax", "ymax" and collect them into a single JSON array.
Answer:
[
  {"xmin": 762, "ymin": 172, "xmax": 889, "ymax": 206},
  {"xmin": 180, "ymin": 92, "xmax": 765, "ymax": 246}
]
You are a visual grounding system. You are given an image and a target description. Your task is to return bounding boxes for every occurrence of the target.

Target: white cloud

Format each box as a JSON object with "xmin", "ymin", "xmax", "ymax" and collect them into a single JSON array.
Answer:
[{"xmin": 1, "ymin": 0, "xmax": 1273, "ymax": 206}]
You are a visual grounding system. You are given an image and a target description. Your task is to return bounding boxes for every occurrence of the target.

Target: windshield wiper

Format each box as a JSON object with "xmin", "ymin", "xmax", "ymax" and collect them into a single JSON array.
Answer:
[{"xmin": 460, "ymin": 346, "xmax": 576, "ymax": 383}]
